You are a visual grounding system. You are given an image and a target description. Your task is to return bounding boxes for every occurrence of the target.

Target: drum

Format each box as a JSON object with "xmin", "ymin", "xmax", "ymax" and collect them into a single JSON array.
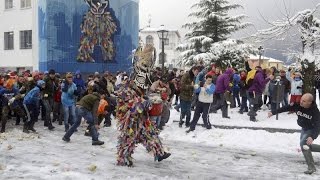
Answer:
[
  {"xmin": 148, "ymin": 93, "xmax": 163, "ymax": 116},
  {"xmin": 149, "ymin": 103, "xmax": 163, "ymax": 116}
]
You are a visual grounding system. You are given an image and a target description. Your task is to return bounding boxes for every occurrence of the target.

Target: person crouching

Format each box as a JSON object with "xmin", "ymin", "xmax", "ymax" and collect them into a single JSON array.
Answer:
[
  {"xmin": 62, "ymin": 92, "xmax": 104, "ymax": 146},
  {"xmin": 23, "ymin": 80, "xmax": 46, "ymax": 133}
]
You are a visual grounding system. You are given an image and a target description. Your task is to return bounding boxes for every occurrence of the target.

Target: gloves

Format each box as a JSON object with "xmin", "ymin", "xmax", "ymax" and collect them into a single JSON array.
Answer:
[
  {"xmin": 44, "ymin": 94, "xmax": 48, "ymax": 98},
  {"xmin": 194, "ymin": 84, "xmax": 199, "ymax": 89},
  {"xmin": 8, "ymin": 97, "xmax": 15, "ymax": 105}
]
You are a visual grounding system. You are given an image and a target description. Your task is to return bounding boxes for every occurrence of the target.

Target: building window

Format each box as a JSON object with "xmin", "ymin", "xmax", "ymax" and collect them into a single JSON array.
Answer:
[
  {"xmin": 159, "ymin": 38, "xmax": 170, "ymax": 47},
  {"xmin": 159, "ymin": 52, "xmax": 167, "ymax": 65},
  {"xmin": 20, "ymin": 30, "xmax": 32, "ymax": 49},
  {"xmin": 4, "ymin": 32, "xmax": 14, "ymax": 50},
  {"xmin": 146, "ymin": 35, "xmax": 154, "ymax": 45},
  {"xmin": 21, "ymin": 0, "xmax": 31, "ymax": 8},
  {"xmin": 5, "ymin": 0, "xmax": 13, "ymax": 9}
]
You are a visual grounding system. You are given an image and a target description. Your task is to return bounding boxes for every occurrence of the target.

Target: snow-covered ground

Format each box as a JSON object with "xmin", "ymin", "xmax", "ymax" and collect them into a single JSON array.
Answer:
[{"xmin": 0, "ymin": 103, "xmax": 319, "ymax": 179}]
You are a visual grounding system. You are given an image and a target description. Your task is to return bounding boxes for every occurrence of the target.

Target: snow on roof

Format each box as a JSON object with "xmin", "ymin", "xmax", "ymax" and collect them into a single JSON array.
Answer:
[
  {"xmin": 249, "ymin": 54, "xmax": 283, "ymax": 63},
  {"xmin": 140, "ymin": 27, "xmax": 181, "ymax": 38}
]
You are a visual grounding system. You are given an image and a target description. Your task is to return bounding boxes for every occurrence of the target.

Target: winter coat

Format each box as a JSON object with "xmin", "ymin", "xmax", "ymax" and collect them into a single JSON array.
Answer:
[
  {"xmin": 286, "ymin": 72, "xmax": 303, "ymax": 95},
  {"xmin": 43, "ymin": 76, "xmax": 59, "ymax": 98},
  {"xmin": 280, "ymin": 76, "xmax": 291, "ymax": 94},
  {"xmin": 61, "ymin": 81, "xmax": 77, "ymax": 106},
  {"xmin": 215, "ymin": 69, "xmax": 233, "ymax": 94},
  {"xmin": 77, "ymin": 92, "xmax": 100, "ymax": 124},
  {"xmin": 232, "ymin": 73, "xmax": 240, "ymax": 92},
  {"xmin": 0, "ymin": 88, "xmax": 19, "ymax": 106},
  {"xmin": 248, "ymin": 69, "xmax": 269, "ymax": 95},
  {"xmin": 180, "ymin": 70, "xmax": 195, "ymax": 101},
  {"xmin": 196, "ymin": 83, "xmax": 215, "ymax": 103},
  {"xmin": 73, "ymin": 70, "xmax": 86, "ymax": 95},
  {"xmin": 273, "ymin": 103, "xmax": 320, "ymax": 140},
  {"xmin": 239, "ymin": 77, "xmax": 247, "ymax": 97},
  {"xmin": 23, "ymin": 86, "xmax": 41, "ymax": 106},
  {"xmin": 268, "ymin": 79, "xmax": 285, "ymax": 103}
]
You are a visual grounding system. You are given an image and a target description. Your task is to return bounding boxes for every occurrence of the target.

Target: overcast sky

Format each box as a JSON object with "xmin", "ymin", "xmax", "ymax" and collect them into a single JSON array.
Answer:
[{"xmin": 139, "ymin": 0, "xmax": 320, "ymax": 38}]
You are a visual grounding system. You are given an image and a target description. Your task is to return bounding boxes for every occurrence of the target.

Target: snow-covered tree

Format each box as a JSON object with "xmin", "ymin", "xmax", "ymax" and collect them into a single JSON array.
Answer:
[
  {"xmin": 252, "ymin": 4, "xmax": 320, "ymax": 94},
  {"xmin": 178, "ymin": 0, "xmax": 252, "ymax": 68},
  {"xmin": 183, "ymin": 0, "xmax": 251, "ymax": 42}
]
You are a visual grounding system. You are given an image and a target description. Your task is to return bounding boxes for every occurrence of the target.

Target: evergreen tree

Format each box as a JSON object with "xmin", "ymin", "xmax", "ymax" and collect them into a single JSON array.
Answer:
[
  {"xmin": 183, "ymin": 0, "xmax": 251, "ymax": 42},
  {"xmin": 178, "ymin": 0, "xmax": 252, "ymax": 67}
]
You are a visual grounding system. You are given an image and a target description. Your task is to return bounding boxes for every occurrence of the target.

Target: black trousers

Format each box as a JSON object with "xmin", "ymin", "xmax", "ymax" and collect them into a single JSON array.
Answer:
[{"xmin": 190, "ymin": 101, "xmax": 211, "ymax": 130}]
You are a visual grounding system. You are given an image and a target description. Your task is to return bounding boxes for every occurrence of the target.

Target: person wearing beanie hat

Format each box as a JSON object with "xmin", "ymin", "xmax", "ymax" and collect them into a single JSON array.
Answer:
[
  {"xmin": 42, "ymin": 69, "xmax": 59, "ymax": 130},
  {"xmin": 22, "ymin": 80, "xmax": 46, "ymax": 133},
  {"xmin": 49, "ymin": 69, "xmax": 55, "ymax": 75},
  {"xmin": 61, "ymin": 72, "xmax": 78, "ymax": 132},
  {"xmin": 0, "ymin": 79, "xmax": 25, "ymax": 132}
]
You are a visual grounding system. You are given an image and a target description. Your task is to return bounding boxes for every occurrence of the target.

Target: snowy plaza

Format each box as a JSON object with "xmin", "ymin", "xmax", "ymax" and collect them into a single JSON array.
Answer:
[
  {"xmin": 1, "ymin": 0, "xmax": 320, "ymax": 179},
  {"xmin": 1, "ymin": 106, "xmax": 320, "ymax": 180}
]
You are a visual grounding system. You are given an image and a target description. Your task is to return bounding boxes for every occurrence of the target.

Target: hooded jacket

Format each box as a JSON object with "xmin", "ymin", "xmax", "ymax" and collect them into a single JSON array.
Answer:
[
  {"xmin": 215, "ymin": 68, "xmax": 233, "ymax": 94},
  {"xmin": 73, "ymin": 70, "xmax": 86, "ymax": 95},
  {"xmin": 248, "ymin": 69, "xmax": 269, "ymax": 94}
]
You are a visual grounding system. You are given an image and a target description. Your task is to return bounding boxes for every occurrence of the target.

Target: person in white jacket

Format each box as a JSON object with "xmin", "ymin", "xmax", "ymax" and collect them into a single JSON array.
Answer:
[
  {"xmin": 187, "ymin": 75, "xmax": 215, "ymax": 132},
  {"xmin": 286, "ymin": 71, "xmax": 303, "ymax": 105}
]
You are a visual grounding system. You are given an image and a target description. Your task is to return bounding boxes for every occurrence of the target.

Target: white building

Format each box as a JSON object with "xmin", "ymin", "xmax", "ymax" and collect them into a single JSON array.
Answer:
[
  {"xmin": 0, "ymin": 0, "xmax": 36, "ymax": 73},
  {"xmin": 139, "ymin": 27, "xmax": 181, "ymax": 68}
]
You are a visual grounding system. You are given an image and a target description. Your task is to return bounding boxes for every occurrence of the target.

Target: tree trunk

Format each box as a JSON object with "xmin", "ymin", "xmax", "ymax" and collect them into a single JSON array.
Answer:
[{"xmin": 302, "ymin": 60, "xmax": 316, "ymax": 96}]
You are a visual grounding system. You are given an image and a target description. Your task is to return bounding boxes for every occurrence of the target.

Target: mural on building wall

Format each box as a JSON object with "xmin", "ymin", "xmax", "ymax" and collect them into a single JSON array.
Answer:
[{"xmin": 77, "ymin": 0, "xmax": 118, "ymax": 62}]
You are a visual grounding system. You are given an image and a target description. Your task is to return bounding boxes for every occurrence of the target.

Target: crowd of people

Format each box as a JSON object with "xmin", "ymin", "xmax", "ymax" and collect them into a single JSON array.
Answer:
[{"xmin": 0, "ymin": 60, "xmax": 320, "ymax": 171}]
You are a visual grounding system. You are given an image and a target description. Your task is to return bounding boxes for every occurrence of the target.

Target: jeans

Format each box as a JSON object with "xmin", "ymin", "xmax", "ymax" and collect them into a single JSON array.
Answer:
[
  {"xmin": 150, "ymin": 116, "xmax": 161, "ymax": 127},
  {"xmin": 240, "ymin": 96, "xmax": 248, "ymax": 111},
  {"xmin": 233, "ymin": 89, "xmax": 241, "ymax": 107},
  {"xmin": 64, "ymin": 106, "xmax": 99, "ymax": 141},
  {"xmin": 282, "ymin": 92, "xmax": 289, "ymax": 107},
  {"xmin": 300, "ymin": 129, "xmax": 313, "ymax": 148},
  {"xmin": 179, "ymin": 99, "xmax": 192, "ymax": 125},
  {"xmin": 63, "ymin": 104, "xmax": 76, "ymax": 130}
]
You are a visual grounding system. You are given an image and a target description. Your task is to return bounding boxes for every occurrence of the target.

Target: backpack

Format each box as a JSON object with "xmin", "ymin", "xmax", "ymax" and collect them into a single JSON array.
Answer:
[{"xmin": 245, "ymin": 70, "xmax": 257, "ymax": 89}]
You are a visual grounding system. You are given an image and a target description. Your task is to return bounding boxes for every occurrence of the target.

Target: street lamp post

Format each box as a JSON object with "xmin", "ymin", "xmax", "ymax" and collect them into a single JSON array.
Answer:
[
  {"xmin": 157, "ymin": 25, "xmax": 169, "ymax": 75},
  {"xmin": 258, "ymin": 45, "xmax": 264, "ymax": 66}
]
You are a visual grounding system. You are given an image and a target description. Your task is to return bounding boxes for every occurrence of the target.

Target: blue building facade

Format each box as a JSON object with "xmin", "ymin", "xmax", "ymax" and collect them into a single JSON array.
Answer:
[{"xmin": 38, "ymin": 0, "xmax": 139, "ymax": 73}]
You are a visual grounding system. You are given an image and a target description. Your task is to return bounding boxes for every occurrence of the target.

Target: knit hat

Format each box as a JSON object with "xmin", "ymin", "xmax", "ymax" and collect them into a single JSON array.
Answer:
[{"xmin": 49, "ymin": 69, "xmax": 55, "ymax": 75}]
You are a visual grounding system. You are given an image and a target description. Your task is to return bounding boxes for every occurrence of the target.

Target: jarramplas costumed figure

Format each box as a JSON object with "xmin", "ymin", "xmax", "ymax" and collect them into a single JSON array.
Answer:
[{"xmin": 115, "ymin": 44, "xmax": 171, "ymax": 167}]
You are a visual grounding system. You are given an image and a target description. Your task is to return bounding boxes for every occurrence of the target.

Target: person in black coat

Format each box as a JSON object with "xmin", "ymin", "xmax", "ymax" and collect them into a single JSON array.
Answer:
[{"xmin": 268, "ymin": 93, "xmax": 320, "ymax": 174}]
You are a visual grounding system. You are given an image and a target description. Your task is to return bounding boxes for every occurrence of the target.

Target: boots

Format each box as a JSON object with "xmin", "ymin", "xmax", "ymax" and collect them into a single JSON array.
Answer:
[
  {"xmin": 92, "ymin": 140, "xmax": 104, "ymax": 146},
  {"xmin": 28, "ymin": 122, "xmax": 37, "ymax": 132},
  {"xmin": 23, "ymin": 123, "xmax": 29, "ymax": 133},
  {"xmin": 157, "ymin": 152, "xmax": 171, "ymax": 162},
  {"xmin": 310, "ymin": 144, "xmax": 320, "ymax": 152},
  {"xmin": 302, "ymin": 150, "xmax": 316, "ymax": 174},
  {"xmin": 1, "ymin": 122, "xmax": 6, "ymax": 133}
]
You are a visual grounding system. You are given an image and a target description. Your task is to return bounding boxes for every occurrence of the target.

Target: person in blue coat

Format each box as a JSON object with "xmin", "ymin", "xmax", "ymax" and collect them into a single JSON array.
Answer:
[
  {"xmin": 23, "ymin": 80, "xmax": 46, "ymax": 133},
  {"xmin": 61, "ymin": 73, "xmax": 78, "ymax": 132},
  {"xmin": 232, "ymin": 69, "xmax": 241, "ymax": 108},
  {"xmin": 73, "ymin": 70, "xmax": 86, "ymax": 101}
]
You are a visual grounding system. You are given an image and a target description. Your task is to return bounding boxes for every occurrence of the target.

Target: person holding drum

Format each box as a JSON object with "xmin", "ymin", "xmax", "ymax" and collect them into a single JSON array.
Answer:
[{"xmin": 149, "ymin": 77, "xmax": 171, "ymax": 129}]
